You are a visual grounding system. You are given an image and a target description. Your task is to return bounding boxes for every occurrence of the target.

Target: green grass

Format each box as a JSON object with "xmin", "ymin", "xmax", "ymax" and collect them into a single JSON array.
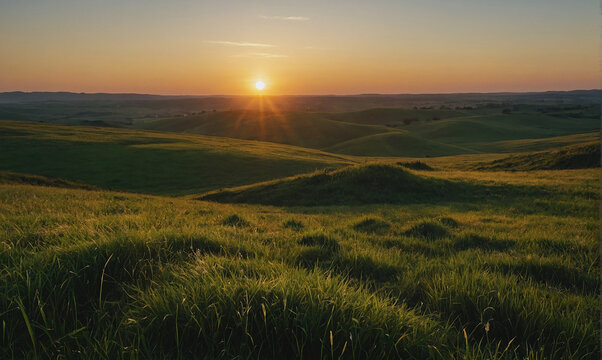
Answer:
[
  {"xmin": 197, "ymin": 163, "xmax": 597, "ymax": 214},
  {"xmin": 0, "ymin": 171, "xmax": 99, "ymax": 190},
  {"xmin": 137, "ymin": 110, "xmax": 387, "ymax": 149},
  {"xmin": 0, "ymin": 164, "xmax": 598, "ymax": 358},
  {"xmin": 471, "ymin": 141, "xmax": 600, "ymax": 171},
  {"xmin": 198, "ymin": 164, "xmax": 468, "ymax": 206},
  {"xmin": 0, "ymin": 121, "xmax": 354, "ymax": 195},
  {"xmin": 134, "ymin": 107, "xmax": 599, "ymax": 157},
  {"xmin": 463, "ymin": 131, "xmax": 600, "ymax": 153},
  {"xmin": 323, "ymin": 132, "xmax": 475, "ymax": 157},
  {"xmin": 397, "ymin": 161, "xmax": 435, "ymax": 171},
  {"xmin": 0, "ymin": 103, "xmax": 599, "ymax": 359}
]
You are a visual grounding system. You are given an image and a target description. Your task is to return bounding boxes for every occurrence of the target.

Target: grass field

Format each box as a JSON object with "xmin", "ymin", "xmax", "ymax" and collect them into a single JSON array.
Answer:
[
  {"xmin": 0, "ymin": 164, "xmax": 598, "ymax": 358},
  {"xmin": 0, "ymin": 92, "xmax": 600, "ymax": 359}
]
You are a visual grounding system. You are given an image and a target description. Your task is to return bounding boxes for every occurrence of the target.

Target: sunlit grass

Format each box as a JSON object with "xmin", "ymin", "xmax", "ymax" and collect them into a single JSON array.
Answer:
[{"xmin": 0, "ymin": 164, "xmax": 598, "ymax": 358}]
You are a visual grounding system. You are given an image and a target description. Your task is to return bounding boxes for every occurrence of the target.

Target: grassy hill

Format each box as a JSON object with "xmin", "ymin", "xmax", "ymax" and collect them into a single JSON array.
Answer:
[
  {"xmin": 323, "ymin": 107, "xmax": 473, "ymax": 125},
  {"xmin": 0, "ymin": 121, "xmax": 354, "ymax": 195},
  {"xmin": 466, "ymin": 131, "xmax": 600, "ymax": 153},
  {"xmin": 0, "ymin": 166, "xmax": 598, "ymax": 358},
  {"xmin": 471, "ymin": 141, "xmax": 600, "ymax": 171},
  {"xmin": 405, "ymin": 113, "xmax": 599, "ymax": 148},
  {"xmin": 137, "ymin": 110, "xmax": 387, "ymax": 149},
  {"xmin": 323, "ymin": 132, "xmax": 476, "ymax": 157},
  {"xmin": 197, "ymin": 162, "xmax": 597, "ymax": 208},
  {"xmin": 199, "ymin": 164, "xmax": 465, "ymax": 206},
  {"xmin": 135, "ymin": 108, "xmax": 599, "ymax": 157},
  {"xmin": 0, "ymin": 171, "xmax": 99, "ymax": 190}
]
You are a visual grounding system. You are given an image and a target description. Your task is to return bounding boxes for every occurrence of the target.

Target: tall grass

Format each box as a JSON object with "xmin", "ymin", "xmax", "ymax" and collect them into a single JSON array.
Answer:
[{"xmin": 0, "ymin": 164, "xmax": 598, "ymax": 358}]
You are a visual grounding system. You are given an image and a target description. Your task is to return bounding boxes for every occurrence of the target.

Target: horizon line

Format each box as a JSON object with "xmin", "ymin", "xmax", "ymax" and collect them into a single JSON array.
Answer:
[{"xmin": 1, "ymin": 88, "xmax": 599, "ymax": 98}]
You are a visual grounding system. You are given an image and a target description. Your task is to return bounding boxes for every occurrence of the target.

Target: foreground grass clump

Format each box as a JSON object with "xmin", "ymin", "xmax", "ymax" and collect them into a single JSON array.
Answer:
[
  {"xmin": 404, "ymin": 220, "xmax": 450, "ymax": 240},
  {"xmin": 352, "ymin": 217, "xmax": 392, "ymax": 234},
  {"xmin": 221, "ymin": 214, "xmax": 250, "ymax": 227},
  {"xmin": 0, "ymin": 164, "xmax": 599, "ymax": 359},
  {"xmin": 130, "ymin": 256, "xmax": 443, "ymax": 359},
  {"xmin": 283, "ymin": 219, "xmax": 305, "ymax": 231},
  {"xmin": 298, "ymin": 231, "xmax": 341, "ymax": 252}
]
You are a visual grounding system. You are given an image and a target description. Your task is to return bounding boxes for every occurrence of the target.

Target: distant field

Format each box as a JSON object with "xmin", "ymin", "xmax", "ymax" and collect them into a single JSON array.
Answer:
[
  {"xmin": 1, "ymin": 91, "xmax": 599, "ymax": 158},
  {"xmin": 136, "ymin": 106, "xmax": 599, "ymax": 157},
  {"xmin": 136, "ymin": 110, "xmax": 387, "ymax": 149}
]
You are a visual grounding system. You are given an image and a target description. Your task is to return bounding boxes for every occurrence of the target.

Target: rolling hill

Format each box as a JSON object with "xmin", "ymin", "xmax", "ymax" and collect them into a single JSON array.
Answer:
[
  {"xmin": 198, "ymin": 164, "xmax": 456, "ymax": 206},
  {"xmin": 197, "ymin": 163, "xmax": 569, "ymax": 207},
  {"xmin": 135, "ymin": 108, "xmax": 599, "ymax": 157},
  {"xmin": 1, "ymin": 90, "xmax": 598, "ymax": 158},
  {"xmin": 471, "ymin": 141, "xmax": 600, "ymax": 171},
  {"xmin": 323, "ymin": 132, "xmax": 476, "ymax": 157},
  {"xmin": 136, "ymin": 110, "xmax": 387, "ymax": 149}
]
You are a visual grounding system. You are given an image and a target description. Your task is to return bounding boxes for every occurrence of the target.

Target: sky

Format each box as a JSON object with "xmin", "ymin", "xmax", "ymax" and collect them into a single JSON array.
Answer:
[{"xmin": 0, "ymin": 0, "xmax": 599, "ymax": 95}]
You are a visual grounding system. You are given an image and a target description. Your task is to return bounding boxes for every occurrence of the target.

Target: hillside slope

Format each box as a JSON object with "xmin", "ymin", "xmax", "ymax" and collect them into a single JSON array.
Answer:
[
  {"xmin": 471, "ymin": 141, "xmax": 600, "ymax": 171},
  {"xmin": 0, "ymin": 121, "xmax": 354, "ymax": 195},
  {"xmin": 198, "ymin": 163, "xmax": 546, "ymax": 206},
  {"xmin": 137, "ymin": 110, "xmax": 388, "ymax": 149},
  {"xmin": 323, "ymin": 132, "xmax": 476, "ymax": 157},
  {"xmin": 137, "ymin": 109, "xmax": 600, "ymax": 157},
  {"xmin": 406, "ymin": 114, "xmax": 599, "ymax": 148}
]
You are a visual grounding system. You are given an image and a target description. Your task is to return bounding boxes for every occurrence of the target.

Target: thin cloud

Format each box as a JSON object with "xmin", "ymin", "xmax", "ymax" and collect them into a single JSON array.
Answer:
[
  {"xmin": 234, "ymin": 52, "xmax": 288, "ymax": 58},
  {"xmin": 205, "ymin": 40, "xmax": 274, "ymax": 48},
  {"xmin": 259, "ymin": 15, "xmax": 310, "ymax": 21}
]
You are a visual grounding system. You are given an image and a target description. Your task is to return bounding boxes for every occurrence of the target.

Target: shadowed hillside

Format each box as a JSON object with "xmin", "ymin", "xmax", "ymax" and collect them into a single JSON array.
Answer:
[
  {"xmin": 198, "ymin": 163, "xmax": 553, "ymax": 207},
  {"xmin": 198, "ymin": 164, "xmax": 455, "ymax": 206},
  {"xmin": 0, "ymin": 171, "xmax": 98, "ymax": 190}
]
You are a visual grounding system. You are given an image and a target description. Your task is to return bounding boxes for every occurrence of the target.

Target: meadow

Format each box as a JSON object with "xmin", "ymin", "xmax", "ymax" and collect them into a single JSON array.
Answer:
[{"xmin": 0, "ymin": 92, "xmax": 599, "ymax": 359}]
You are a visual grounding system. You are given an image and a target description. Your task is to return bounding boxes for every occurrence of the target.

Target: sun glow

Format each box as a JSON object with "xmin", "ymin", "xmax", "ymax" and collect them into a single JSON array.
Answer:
[{"xmin": 255, "ymin": 81, "xmax": 265, "ymax": 90}]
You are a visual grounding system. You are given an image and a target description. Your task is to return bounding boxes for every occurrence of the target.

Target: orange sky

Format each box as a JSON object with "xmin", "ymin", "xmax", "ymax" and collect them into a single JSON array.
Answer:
[{"xmin": 0, "ymin": 1, "xmax": 598, "ymax": 95}]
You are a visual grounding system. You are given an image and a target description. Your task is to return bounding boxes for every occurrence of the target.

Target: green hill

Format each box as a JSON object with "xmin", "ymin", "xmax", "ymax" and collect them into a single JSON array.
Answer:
[
  {"xmin": 466, "ymin": 131, "xmax": 600, "ymax": 153},
  {"xmin": 471, "ymin": 141, "xmax": 600, "ymax": 171},
  {"xmin": 323, "ymin": 132, "xmax": 476, "ymax": 157},
  {"xmin": 323, "ymin": 107, "xmax": 471, "ymax": 126},
  {"xmin": 0, "ymin": 171, "xmax": 100, "ymax": 190},
  {"xmin": 137, "ymin": 110, "xmax": 387, "ymax": 149},
  {"xmin": 135, "ymin": 108, "xmax": 600, "ymax": 157},
  {"xmin": 407, "ymin": 114, "xmax": 599, "ymax": 147},
  {"xmin": 198, "ymin": 163, "xmax": 521, "ymax": 206},
  {"xmin": 0, "ymin": 121, "xmax": 354, "ymax": 195}
]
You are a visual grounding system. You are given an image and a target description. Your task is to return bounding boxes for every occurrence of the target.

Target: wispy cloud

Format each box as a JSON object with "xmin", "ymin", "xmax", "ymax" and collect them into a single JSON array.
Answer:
[
  {"xmin": 234, "ymin": 52, "xmax": 288, "ymax": 58},
  {"xmin": 205, "ymin": 40, "xmax": 274, "ymax": 48},
  {"xmin": 259, "ymin": 15, "xmax": 310, "ymax": 21}
]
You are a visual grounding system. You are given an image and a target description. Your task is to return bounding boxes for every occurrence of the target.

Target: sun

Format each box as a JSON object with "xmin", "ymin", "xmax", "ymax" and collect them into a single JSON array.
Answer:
[{"xmin": 255, "ymin": 81, "xmax": 265, "ymax": 90}]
